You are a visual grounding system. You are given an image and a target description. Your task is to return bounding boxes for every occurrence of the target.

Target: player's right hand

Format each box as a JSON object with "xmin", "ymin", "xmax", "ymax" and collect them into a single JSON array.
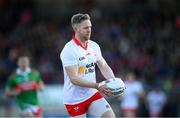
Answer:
[{"xmin": 98, "ymin": 81, "xmax": 113, "ymax": 97}]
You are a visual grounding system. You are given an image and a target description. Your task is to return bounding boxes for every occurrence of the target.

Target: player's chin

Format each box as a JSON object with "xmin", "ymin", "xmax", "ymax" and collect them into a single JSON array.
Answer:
[
  {"xmin": 86, "ymin": 36, "xmax": 91, "ymax": 40},
  {"xmin": 84, "ymin": 37, "xmax": 90, "ymax": 40}
]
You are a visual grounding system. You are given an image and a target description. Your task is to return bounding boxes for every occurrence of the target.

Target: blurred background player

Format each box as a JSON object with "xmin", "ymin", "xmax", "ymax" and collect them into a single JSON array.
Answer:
[
  {"xmin": 60, "ymin": 13, "xmax": 119, "ymax": 118},
  {"xmin": 146, "ymin": 86, "xmax": 167, "ymax": 117},
  {"xmin": 120, "ymin": 72, "xmax": 144, "ymax": 117},
  {"xmin": 4, "ymin": 54, "xmax": 45, "ymax": 117}
]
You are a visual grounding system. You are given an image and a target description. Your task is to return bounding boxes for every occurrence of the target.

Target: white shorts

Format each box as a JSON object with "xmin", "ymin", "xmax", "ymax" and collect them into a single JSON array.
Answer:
[
  {"xmin": 65, "ymin": 92, "xmax": 112, "ymax": 117},
  {"xmin": 87, "ymin": 98, "xmax": 112, "ymax": 117},
  {"xmin": 18, "ymin": 104, "xmax": 42, "ymax": 117}
]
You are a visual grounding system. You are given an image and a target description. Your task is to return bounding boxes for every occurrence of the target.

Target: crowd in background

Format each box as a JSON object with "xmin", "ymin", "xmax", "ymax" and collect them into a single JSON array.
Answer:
[{"xmin": 0, "ymin": 0, "xmax": 179, "ymax": 117}]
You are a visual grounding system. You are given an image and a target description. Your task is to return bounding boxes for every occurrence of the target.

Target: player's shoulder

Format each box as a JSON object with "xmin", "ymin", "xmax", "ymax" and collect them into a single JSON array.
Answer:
[
  {"xmin": 31, "ymin": 69, "xmax": 41, "ymax": 77},
  {"xmin": 88, "ymin": 40, "xmax": 100, "ymax": 47},
  {"xmin": 60, "ymin": 40, "xmax": 75, "ymax": 57},
  {"xmin": 61, "ymin": 40, "xmax": 75, "ymax": 52},
  {"xmin": 88, "ymin": 40, "xmax": 99, "ymax": 45}
]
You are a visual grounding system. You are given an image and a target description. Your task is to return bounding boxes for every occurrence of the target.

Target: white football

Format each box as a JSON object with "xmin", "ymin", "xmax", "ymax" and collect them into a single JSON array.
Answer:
[{"xmin": 104, "ymin": 78, "xmax": 126, "ymax": 97}]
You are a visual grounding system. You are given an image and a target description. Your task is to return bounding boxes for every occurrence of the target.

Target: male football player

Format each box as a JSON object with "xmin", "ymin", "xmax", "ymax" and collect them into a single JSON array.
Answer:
[
  {"xmin": 5, "ymin": 54, "xmax": 45, "ymax": 117},
  {"xmin": 60, "ymin": 13, "xmax": 117, "ymax": 118}
]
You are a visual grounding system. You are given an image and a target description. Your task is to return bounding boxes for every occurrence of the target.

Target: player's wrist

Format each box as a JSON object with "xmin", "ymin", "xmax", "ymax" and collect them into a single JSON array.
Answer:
[{"xmin": 94, "ymin": 83, "xmax": 99, "ymax": 89}]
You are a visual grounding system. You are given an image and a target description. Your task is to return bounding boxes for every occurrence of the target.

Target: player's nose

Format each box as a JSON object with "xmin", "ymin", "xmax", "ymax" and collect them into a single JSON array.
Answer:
[{"xmin": 87, "ymin": 29, "xmax": 91, "ymax": 33}]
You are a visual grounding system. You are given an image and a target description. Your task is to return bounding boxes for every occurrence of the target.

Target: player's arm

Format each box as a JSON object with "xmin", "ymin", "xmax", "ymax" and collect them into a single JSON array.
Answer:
[
  {"xmin": 65, "ymin": 65, "xmax": 99, "ymax": 89},
  {"xmin": 5, "ymin": 86, "xmax": 20, "ymax": 96},
  {"xmin": 65, "ymin": 65, "xmax": 113, "ymax": 96},
  {"xmin": 96, "ymin": 57, "xmax": 115, "ymax": 79},
  {"xmin": 5, "ymin": 76, "xmax": 20, "ymax": 96},
  {"xmin": 38, "ymin": 82, "xmax": 45, "ymax": 91},
  {"xmin": 35, "ymin": 70, "xmax": 45, "ymax": 91}
]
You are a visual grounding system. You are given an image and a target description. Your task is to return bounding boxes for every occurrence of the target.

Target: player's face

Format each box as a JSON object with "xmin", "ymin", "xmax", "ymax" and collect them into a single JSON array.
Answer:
[
  {"xmin": 77, "ymin": 20, "xmax": 92, "ymax": 41},
  {"xmin": 17, "ymin": 56, "xmax": 30, "ymax": 70}
]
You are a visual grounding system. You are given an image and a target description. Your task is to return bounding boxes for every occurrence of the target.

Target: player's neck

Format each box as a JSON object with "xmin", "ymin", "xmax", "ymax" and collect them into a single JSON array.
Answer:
[
  {"xmin": 75, "ymin": 34, "xmax": 86, "ymax": 47},
  {"xmin": 19, "ymin": 67, "xmax": 30, "ymax": 72}
]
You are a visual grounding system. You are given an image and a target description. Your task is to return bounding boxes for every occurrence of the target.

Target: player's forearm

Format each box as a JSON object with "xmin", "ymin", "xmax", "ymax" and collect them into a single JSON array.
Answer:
[
  {"xmin": 100, "ymin": 65, "xmax": 115, "ymax": 79},
  {"xmin": 5, "ymin": 90, "xmax": 19, "ymax": 96},
  {"xmin": 97, "ymin": 58, "xmax": 115, "ymax": 79},
  {"xmin": 39, "ymin": 83, "xmax": 45, "ymax": 91},
  {"xmin": 70, "ymin": 76, "xmax": 99, "ymax": 89}
]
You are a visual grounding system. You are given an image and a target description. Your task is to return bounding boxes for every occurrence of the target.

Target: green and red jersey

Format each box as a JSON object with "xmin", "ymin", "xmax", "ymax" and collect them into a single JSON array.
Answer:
[{"xmin": 6, "ymin": 68, "xmax": 43, "ymax": 110}]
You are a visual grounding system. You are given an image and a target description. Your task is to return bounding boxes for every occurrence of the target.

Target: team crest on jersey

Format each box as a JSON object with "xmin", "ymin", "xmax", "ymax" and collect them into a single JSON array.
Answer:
[
  {"xmin": 78, "ymin": 62, "xmax": 95, "ymax": 75},
  {"xmin": 78, "ymin": 66, "xmax": 86, "ymax": 75}
]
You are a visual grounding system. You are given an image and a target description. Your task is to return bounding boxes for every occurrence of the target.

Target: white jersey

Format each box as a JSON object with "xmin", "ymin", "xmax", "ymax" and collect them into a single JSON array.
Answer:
[
  {"xmin": 60, "ymin": 37, "xmax": 103, "ymax": 104},
  {"xmin": 147, "ymin": 90, "xmax": 166, "ymax": 114},
  {"xmin": 121, "ymin": 81, "xmax": 143, "ymax": 109}
]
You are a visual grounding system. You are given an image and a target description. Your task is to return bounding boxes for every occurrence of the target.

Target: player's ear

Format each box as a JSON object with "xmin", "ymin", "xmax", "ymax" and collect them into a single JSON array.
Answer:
[
  {"xmin": 73, "ymin": 26, "xmax": 78, "ymax": 32},
  {"xmin": 73, "ymin": 24, "xmax": 80, "ymax": 32},
  {"xmin": 73, "ymin": 26, "xmax": 77, "ymax": 31}
]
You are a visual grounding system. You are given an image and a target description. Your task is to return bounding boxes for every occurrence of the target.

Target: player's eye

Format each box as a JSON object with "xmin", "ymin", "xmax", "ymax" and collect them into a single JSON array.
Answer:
[{"xmin": 84, "ymin": 26, "xmax": 91, "ymax": 30}]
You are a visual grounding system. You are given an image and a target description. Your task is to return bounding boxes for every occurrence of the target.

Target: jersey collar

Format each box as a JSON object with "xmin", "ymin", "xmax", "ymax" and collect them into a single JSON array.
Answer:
[
  {"xmin": 16, "ymin": 67, "xmax": 31, "ymax": 76},
  {"xmin": 72, "ymin": 36, "xmax": 88, "ymax": 50}
]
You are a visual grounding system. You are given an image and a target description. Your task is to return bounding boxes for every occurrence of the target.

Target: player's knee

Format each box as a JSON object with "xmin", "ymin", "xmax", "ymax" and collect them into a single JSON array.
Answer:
[{"xmin": 101, "ymin": 110, "xmax": 115, "ymax": 118}]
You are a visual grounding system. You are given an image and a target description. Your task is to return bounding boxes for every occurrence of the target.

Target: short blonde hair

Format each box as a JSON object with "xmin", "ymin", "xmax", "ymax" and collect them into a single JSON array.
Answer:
[{"xmin": 71, "ymin": 13, "xmax": 90, "ymax": 29}]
